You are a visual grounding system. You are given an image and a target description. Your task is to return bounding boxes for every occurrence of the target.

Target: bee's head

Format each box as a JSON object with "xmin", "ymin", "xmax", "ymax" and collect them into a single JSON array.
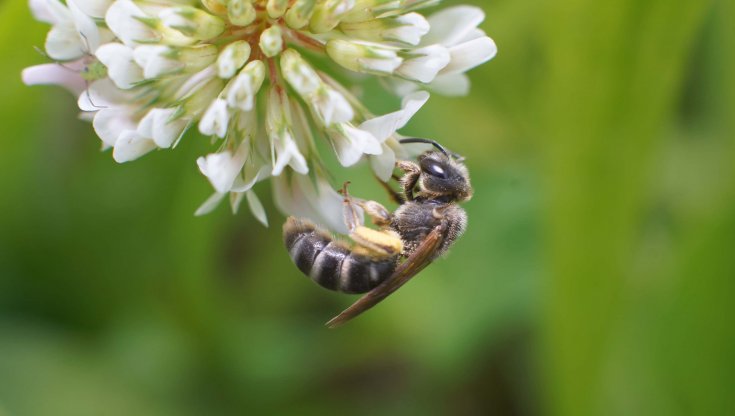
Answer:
[{"xmin": 417, "ymin": 151, "xmax": 473, "ymax": 202}]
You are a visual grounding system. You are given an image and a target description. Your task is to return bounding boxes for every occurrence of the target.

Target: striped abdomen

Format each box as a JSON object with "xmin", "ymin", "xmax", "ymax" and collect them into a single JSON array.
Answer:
[{"xmin": 283, "ymin": 217, "xmax": 398, "ymax": 294}]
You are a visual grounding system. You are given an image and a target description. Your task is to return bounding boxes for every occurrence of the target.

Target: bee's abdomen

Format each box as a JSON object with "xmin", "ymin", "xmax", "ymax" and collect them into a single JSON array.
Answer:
[{"xmin": 283, "ymin": 217, "xmax": 398, "ymax": 294}]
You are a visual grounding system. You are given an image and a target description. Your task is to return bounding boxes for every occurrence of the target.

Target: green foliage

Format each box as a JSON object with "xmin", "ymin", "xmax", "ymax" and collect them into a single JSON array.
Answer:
[{"xmin": 0, "ymin": 0, "xmax": 732, "ymax": 415}]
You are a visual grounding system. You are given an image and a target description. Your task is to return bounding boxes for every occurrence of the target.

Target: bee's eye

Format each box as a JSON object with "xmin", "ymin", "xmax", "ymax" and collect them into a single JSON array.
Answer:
[{"xmin": 424, "ymin": 162, "xmax": 448, "ymax": 179}]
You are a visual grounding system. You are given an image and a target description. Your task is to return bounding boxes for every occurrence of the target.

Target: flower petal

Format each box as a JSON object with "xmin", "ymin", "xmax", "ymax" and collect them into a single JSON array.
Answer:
[
  {"xmin": 310, "ymin": 175, "xmax": 359, "ymax": 235},
  {"xmin": 280, "ymin": 48, "xmax": 321, "ymax": 96},
  {"xmin": 423, "ymin": 5, "xmax": 485, "ymax": 47},
  {"xmin": 313, "ymin": 88, "xmax": 354, "ymax": 126},
  {"xmin": 230, "ymin": 191, "xmax": 245, "ymax": 214},
  {"xmin": 380, "ymin": 77, "xmax": 419, "ymax": 97},
  {"xmin": 326, "ymin": 39, "xmax": 403, "ymax": 75},
  {"xmin": 231, "ymin": 161, "xmax": 269, "ymax": 193},
  {"xmin": 112, "ymin": 129, "xmax": 156, "ymax": 162},
  {"xmin": 29, "ymin": 0, "xmax": 61, "ymax": 24},
  {"xmin": 138, "ymin": 108, "xmax": 189, "ymax": 148},
  {"xmin": 272, "ymin": 174, "xmax": 311, "ymax": 222},
  {"xmin": 197, "ymin": 143, "xmax": 247, "ymax": 193},
  {"xmin": 294, "ymin": 174, "xmax": 360, "ymax": 234},
  {"xmin": 440, "ymin": 36, "xmax": 497, "ymax": 76},
  {"xmin": 271, "ymin": 130, "xmax": 308, "ymax": 175},
  {"xmin": 78, "ymin": 78, "xmax": 134, "ymax": 111},
  {"xmin": 359, "ymin": 91, "xmax": 429, "ymax": 142},
  {"xmin": 348, "ymin": 124, "xmax": 382, "ymax": 155},
  {"xmin": 273, "ymin": 173, "xmax": 356, "ymax": 234},
  {"xmin": 106, "ymin": 0, "xmax": 160, "ymax": 46},
  {"xmin": 133, "ymin": 45, "xmax": 183, "ymax": 79},
  {"xmin": 371, "ymin": 143, "xmax": 396, "ymax": 182},
  {"xmin": 329, "ymin": 123, "xmax": 382, "ymax": 167},
  {"xmin": 246, "ymin": 190, "xmax": 268, "ymax": 226},
  {"xmin": 95, "ymin": 43, "xmax": 144, "ymax": 89},
  {"xmin": 457, "ymin": 28, "xmax": 488, "ymax": 44},
  {"xmin": 397, "ymin": 45, "xmax": 450, "ymax": 83},
  {"xmin": 216, "ymin": 40, "xmax": 251, "ymax": 79},
  {"xmin": 22, "ymin": 63, "xmax": 87, "ymax": 96},
  {"xmin": 93, "ymin": 108, "xmax": 137, "ymax": 147},
  {"xmin": 195, "ymin": 192, "xmax": 226, "ymax": 216},
  {"xmin": 67, "ymin": 0, "xmax": 101, "ymax": 52},
  {"xmin": 36, "ymin": 0, "xmax": 74, "ymax": 24},
  {"xmin": 428, "ymin": 73, "xmax": 470, "ymax": 96},
  {"xmin": 45, "ymin": 23, "xmax": 85, "ymax": 60},
  {"xmin": 226, "ymin": 60, "xmax": 266, "ymax": 111},
  {"xmin": 70, "ymin": 0, "xmax": 114, "ymax": 19},
  {"xmin": 384, "ymin": 13, "xmax": 430, "ymax": 46},
  {"xmin": 330, "ymin": 135, "xmax": 363, "ymax": 167},
  {"xmin": 199, "ymin": 98, "xmax": 230, "ymax": 138}
]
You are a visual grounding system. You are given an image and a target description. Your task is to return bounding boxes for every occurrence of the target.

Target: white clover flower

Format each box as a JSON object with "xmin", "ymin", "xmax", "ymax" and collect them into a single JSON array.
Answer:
[{"xmin": 23, "ymin": 0, "xmax": 496, "ymax": 230}]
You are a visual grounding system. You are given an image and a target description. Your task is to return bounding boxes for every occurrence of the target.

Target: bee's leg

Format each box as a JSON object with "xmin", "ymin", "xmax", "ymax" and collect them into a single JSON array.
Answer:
[
  {"xmin": 340, "ymin": 183, "xmax": 402, "ymax": 258},
  {"xmin": 432, "ymin": 206, "xmax": 448, "ymax": 219},
  {"xmin": 341, "ymin": 182, "xmax": 393, "ymax": 228},
  {"xmin": 375, "ymin": 175, "xmax": 405, "ymax": 205},
  {"xmin": 397, "ymin": 160, "xmax": 421, "ymax": 201},
  {"xmin": 341, "ymin": 181, "xmax": 362, "ymax": 233},
  {"xmin": 359, "ymin": 200, "xmax": 393, "ymax": 227}
]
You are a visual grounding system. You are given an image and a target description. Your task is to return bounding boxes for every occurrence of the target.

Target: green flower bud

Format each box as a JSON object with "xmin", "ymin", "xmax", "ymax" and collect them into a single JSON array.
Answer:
[
  {"xmin": 326, "ymin": 39, "xmax": 402, "ymax": 75},
  {"xmin": 259, "ymin": 26, "xmax": 284, "ymax": 58},
  {"xmin": 267, "ymin": 0, "xmax": 289, "ymax": 19},
  {"xmin": 159, "ymin": 6, "xmax": 225, "ymax": 40},
  {"xmin": 310, "ymin": 0, "xmax": 355, "ymax": 34},
  {"xmin": 228, "ymin": 0, "xmax": 257, "ymax": 27},
  {"xmin": 284, "ymin": 0, "xmax": 316, "ymax": 29}
]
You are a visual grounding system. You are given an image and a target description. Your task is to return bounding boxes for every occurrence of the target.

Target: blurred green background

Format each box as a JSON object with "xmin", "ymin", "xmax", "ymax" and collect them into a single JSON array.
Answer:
[{"xmin": 1, "ymin": 0, "xmax": 733, "ymax": 415}]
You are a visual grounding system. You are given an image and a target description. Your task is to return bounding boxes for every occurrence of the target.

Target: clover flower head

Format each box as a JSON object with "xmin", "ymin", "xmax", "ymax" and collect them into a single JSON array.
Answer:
[{"xmin": 23, "ymin": 0, "xmax": 496, "ymax": 231}]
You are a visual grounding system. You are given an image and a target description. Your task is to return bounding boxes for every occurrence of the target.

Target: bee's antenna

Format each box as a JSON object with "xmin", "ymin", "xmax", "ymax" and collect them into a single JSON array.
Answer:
[
  {"xmin": 399, "ymin": 138, "xmax": 464, "ymax": 161},
  {"xmin": 399, "ymin": 138, "xmax": 448, "ymax": 156}
]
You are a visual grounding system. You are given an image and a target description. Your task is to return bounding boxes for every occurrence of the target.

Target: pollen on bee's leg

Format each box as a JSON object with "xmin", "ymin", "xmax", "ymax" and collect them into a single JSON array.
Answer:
[{"xmin": 350, "ymin": 226, "xmax": 403, "ymax": 259}]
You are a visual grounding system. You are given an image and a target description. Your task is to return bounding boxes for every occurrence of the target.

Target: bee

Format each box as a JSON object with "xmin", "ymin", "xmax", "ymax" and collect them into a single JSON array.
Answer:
[{"xmin": 283, "ymin": 138, "xmax": 472, "ymax": 327}]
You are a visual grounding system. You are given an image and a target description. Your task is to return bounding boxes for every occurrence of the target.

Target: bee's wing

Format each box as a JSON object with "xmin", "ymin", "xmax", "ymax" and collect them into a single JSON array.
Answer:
[{"xmin": 326, "ymin": 221, "xmax": 447, "ymax": 328}]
